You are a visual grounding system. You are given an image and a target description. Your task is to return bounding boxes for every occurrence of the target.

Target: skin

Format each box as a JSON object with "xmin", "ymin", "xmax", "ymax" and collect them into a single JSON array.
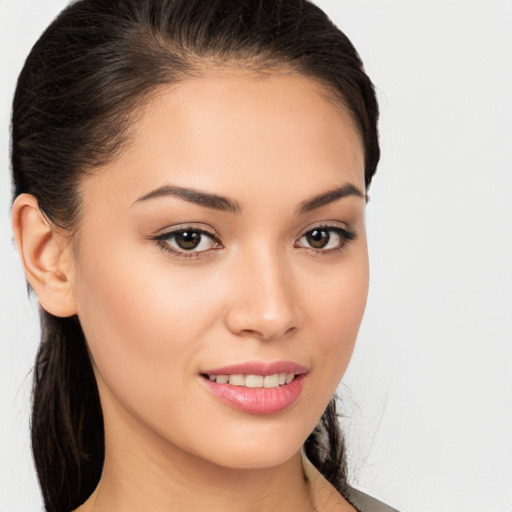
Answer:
[{"xmin": 13, "ymin": 69, "xmax": 367, "ymax": 511}]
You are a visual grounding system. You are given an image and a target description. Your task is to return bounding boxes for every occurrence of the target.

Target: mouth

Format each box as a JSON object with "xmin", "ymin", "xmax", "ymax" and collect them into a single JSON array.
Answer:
[{"xmin": 200, "ymin": 362, "xmax": 308, "ymax": 415}]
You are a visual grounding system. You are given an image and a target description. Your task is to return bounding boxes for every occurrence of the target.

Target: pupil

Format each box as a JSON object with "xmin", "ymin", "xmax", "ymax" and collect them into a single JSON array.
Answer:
[
  {"xmin": 307, "ymin": 229, "xmax": 329, "ymax": 249},
  {"xmin": 176, "ymin": 231, "xmax": 201, "ymax": 250}
]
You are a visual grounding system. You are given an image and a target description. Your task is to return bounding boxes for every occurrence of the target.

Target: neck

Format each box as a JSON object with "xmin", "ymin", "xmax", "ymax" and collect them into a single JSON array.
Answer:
[{"xmin": 95, "ymin": 449, "xmax": 312, "ymax": 512}]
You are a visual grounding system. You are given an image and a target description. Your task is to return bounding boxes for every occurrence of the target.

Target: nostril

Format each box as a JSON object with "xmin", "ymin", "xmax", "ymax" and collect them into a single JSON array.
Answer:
[
  {"xmin": 283, "ymin": 325, "xmax": 298, "ymax": 337},
  {"xmin": 238, "ymin": 324, "xmax": 297, "ymax": 341}
]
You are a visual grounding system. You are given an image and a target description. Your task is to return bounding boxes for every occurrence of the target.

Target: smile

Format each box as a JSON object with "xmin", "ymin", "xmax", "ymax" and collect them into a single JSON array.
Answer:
[{"xmin": 200, "ymin": 362, "xmax": 308, "ymax": 414}]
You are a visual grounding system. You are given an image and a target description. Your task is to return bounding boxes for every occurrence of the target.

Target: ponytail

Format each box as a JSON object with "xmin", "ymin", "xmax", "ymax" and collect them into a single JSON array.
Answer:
[
  {"xmin": 304, "ymin": 398, "xmax": 349, "ymax": 497},
  {"xmin": 31, "ymin": 312, "xmax": 103, "ymax": 512}
]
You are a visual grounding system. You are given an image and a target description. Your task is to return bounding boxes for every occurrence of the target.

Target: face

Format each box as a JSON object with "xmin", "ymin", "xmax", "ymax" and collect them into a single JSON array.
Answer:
[{"xmin": 71, "ymin": 70, "xmax": 368, "ymax": 471}]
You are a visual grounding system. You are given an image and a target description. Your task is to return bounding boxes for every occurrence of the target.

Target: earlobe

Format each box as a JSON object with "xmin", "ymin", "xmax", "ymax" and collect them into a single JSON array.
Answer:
[{"xmin": 11, "ymin": 193, "xmax": 78, "ymax": 317}]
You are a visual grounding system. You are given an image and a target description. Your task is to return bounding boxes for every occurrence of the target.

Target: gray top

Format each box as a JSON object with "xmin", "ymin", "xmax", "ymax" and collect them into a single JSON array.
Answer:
[{"xmin": 346, "ymin": 487, "xmax": 400, "ymax": 512}]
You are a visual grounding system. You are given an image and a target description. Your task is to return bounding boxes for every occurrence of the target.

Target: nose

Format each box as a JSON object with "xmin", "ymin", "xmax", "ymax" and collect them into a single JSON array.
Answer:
[{"xmin": 224, "ymin": 248, "xmax": 301, "ymax": 341}]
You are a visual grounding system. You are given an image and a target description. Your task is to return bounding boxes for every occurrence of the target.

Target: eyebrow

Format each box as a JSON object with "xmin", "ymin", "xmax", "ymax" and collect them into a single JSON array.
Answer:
[
  {"xmin": 133, "ymin": 182, "xmax": 365, "ymax": 214},
  {"xmin": 297, "ymin": 183, "xmax": 366, "ymax": 214},
  {"xmin": 134, "ymin": 185, "xmax": 241, "ymax": 213}
]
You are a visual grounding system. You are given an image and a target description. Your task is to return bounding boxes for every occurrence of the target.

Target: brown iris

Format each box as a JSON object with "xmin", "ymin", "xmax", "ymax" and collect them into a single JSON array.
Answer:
[
  {"xmin": 175, "ymin": 231, "xmax": 202, "ymax": 250},
  {"xmin": 306, "ymin": 229, "xmax": 330, "ymax": 249}
]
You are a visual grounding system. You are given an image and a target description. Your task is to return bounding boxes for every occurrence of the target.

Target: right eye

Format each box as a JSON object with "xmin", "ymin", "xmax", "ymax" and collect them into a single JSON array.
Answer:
[{"xmin": 154, "ymin": 227, "xmax": 222, "ymax": 257}]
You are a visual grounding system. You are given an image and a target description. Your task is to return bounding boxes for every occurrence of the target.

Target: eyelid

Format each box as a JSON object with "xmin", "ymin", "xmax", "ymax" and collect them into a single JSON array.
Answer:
[
  {"xmin": 297, "ymin": 220, "xmax": 351, "ymax": 237},
  {"xmin": 153, "ymin": 222, "xmax": 219, "ymax": 238}
]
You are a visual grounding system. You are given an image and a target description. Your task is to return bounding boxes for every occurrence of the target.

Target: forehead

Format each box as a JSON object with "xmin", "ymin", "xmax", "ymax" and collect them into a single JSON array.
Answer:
[{"xmin": 80, "ymin": 70, "xmax": 365, "ymax": 213}]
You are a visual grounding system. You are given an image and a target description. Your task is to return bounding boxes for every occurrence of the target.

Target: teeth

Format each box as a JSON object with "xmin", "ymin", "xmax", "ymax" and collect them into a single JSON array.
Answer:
[
  {"xmin": 211, "ymin": 372, "xmax": 297, "ymax": 388},
  {"xmin": 246, "ymin": 375, "xmax": 264, "ymax": 388},
  {"xmin": 228, "ymin": 374, "xmax": 246, "ymax": 386},
  {"xmin": 263, "ymin": 374, "xmax": 279, "ymax": 388}
]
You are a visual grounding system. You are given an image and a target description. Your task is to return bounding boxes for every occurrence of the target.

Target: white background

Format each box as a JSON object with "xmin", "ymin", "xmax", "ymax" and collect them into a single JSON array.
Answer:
[{"xmin": 1, "ymin": 1, "xmax": 511, "ymax": 511}]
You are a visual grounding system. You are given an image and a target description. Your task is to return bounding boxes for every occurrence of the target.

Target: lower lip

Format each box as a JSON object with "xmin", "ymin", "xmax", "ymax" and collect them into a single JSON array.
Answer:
[{"xmin": 201, "ymin": 374, "xmax": 306, "ymax": 415}]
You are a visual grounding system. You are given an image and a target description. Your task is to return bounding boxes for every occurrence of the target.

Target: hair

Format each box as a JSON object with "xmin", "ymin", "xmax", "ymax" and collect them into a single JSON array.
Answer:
[{"xmin": 11, "ymin": 1, "xmax": 380, "ymax": 510}]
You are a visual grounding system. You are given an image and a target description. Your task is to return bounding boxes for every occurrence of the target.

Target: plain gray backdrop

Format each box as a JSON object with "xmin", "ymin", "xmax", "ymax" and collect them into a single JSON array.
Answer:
[{"xmin": 1, "ymin": 1, "xmax": 511, "ymax": 510}]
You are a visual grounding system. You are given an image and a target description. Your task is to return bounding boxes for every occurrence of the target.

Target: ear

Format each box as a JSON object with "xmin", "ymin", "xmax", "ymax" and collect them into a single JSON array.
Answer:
[{"xmin": 12, "ymin": 194, "xmax": 78, "ymax": 317}]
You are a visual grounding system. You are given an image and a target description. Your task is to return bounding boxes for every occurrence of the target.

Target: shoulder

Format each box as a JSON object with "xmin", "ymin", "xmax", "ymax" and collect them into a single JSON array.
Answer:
[{"xmin": 346, "ymin": 487, "xmax": 400, "ymax": 512}]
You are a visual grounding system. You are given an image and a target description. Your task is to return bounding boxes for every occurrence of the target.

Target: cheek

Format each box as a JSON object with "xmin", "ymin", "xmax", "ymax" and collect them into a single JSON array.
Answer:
[
  {"xmin": 72, "ymin": 240, "xmax": 223, "ymax": 425},
  {"xmin": 267, "ymin": 246, "xmax": 369, "ymax": 449},
  {"xmin": 301, "ymin": 244, "xmax": 369, "ymax": 387}
]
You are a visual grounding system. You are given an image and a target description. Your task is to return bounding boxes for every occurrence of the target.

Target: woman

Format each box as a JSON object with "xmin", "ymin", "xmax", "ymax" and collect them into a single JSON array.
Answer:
[{"xmin": 10, "ymin": 0, "xmax": 397, "ymax": 510}]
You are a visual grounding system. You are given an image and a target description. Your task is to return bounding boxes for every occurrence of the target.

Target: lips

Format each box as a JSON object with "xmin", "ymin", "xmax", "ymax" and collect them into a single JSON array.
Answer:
[{"xmin": 200, "ymin": 361, "xmax": 307, "ymax": 415}]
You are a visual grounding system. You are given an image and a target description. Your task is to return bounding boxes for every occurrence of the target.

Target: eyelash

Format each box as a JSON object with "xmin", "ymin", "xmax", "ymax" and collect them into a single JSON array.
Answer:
[{"xmin": 153, "ymin": 223, "xmax": 356, "ymax": 260}]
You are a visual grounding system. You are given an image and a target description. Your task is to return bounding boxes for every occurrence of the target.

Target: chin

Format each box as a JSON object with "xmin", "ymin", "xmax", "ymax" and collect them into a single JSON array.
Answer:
[
  {"xmin": 204, "ymin": 442, "xmax": 302, "ymax": 470},
  {"xmin": 184, "ymin": 415, "xmax": 316, "ymax": 471}
]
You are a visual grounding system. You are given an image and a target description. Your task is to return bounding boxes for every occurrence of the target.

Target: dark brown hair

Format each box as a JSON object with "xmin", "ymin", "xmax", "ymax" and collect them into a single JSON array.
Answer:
[{"xmin": 11, "ymin": 1, "xmax": 380, "ymax": 510}]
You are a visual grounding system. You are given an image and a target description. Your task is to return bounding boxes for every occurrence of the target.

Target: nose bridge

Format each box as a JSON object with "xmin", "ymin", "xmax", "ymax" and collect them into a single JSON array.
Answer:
[{"xmin": 225, "ymin": 243, "xmax": 299, "ymax": 340}]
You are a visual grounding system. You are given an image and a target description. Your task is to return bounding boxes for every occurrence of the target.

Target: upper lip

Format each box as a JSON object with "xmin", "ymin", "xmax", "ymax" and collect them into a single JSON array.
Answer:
[{"xmin": 201, "ymin": 361, "xmax": 308, "ymax": 376}]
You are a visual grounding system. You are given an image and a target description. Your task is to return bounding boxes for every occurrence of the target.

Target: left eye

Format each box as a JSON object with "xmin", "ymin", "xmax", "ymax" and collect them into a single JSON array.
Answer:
[
  {"xmin": 156, "ymin": 229, "xmax": 219, "ymax": 253},
  {"xmin": 296, "ymin": 227, "xmax": 353, "ymax": 251}
]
